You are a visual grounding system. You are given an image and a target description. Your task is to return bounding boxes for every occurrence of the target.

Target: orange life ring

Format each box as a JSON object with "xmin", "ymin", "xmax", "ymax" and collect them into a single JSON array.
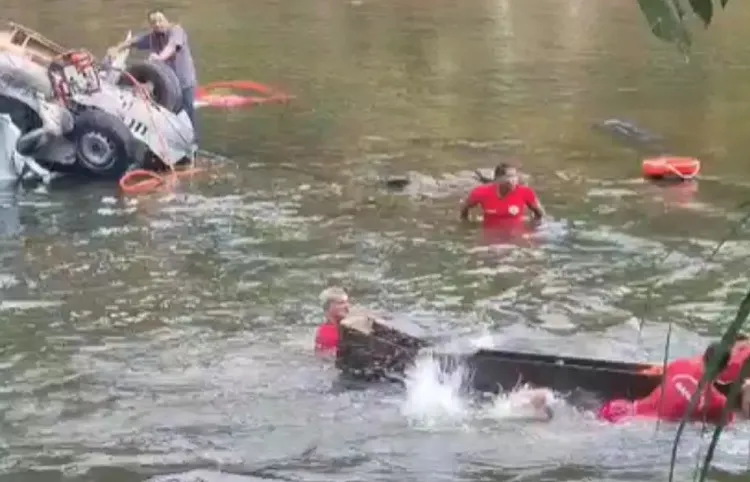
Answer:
[
  {"xmin": 194, "ymin": 80, "xmax": 293, "ymax": 109},
  {"xmin": 641, "ymin": 156, "xmax": 700, "ymax": 180}
]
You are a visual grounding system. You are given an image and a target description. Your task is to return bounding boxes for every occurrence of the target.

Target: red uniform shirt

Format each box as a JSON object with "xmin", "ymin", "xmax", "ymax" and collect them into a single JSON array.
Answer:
[
  {"xmin": 465, "ymin": 184, "xmax": 539, "ymax": 227},
  {"xmin": 598, "ymin": 358, "xmax": 732, "ymax": 425},
  {"xmin": 314, "ymin": 322, "xmax": 338, "ymax": 354},
  {"xmin": 718, "ymin": 343, "xmax": 750, "ymax": 384}
]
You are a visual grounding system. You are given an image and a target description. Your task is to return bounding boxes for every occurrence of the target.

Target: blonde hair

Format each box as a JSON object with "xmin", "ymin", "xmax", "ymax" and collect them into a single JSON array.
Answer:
[{"xmin": 319, "ymin": 286, "xmax": 348, "ymax": 310}]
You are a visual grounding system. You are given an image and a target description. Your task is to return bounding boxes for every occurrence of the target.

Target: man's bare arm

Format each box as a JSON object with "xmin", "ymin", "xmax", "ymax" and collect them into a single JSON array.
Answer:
[
  {"xmin": 108, "ymin": 33, "xmax": 147, "ymax": 56},
  {"xmin": 460, "ymin": 200, "xmax": 474, "ymax": 221},
  {"xmin": 527, "ymin": 198, "xmax": 545, "ymax": 221}
]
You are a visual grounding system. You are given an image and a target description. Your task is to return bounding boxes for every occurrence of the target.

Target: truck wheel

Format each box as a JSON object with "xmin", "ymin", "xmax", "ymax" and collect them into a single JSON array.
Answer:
[
  {"xmin": 71, "ymin": 109, "xmax": 137, "ymax": 179},
  {"xmin": 118, "ymin": 60, "xmax": 183, "ymax": 113}
]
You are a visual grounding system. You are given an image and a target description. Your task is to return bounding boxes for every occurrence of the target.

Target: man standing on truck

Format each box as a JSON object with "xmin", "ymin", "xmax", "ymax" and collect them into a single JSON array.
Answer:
[{"xmin": 107, "ymin": 9, "xmax": 199, "ymax": 139}]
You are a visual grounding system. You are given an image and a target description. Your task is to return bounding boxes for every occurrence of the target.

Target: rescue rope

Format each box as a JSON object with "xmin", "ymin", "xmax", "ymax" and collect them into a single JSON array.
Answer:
[
  {"xmin": 116, "ymin": 69, "xmax": 189, "ymax": 195},
  {"xmin": 119, "ymin": 78, "xmax": 293, "ymax": 194},
  {"xmin": 118, "ymin": 166, "xmax": 204, "ymax": 194}
]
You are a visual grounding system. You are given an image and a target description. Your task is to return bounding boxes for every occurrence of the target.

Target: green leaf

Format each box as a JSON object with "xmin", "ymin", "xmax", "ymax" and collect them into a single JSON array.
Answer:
[
  {"xmin": 720, "ymin": 0, "xmax": 730, "ymax": 8},
  {"xmin": 637, "ymin": 0, "xmax": 692, "ymax": 51},
  {"xmin": 689, "ymin": 0, "xmax": 714, "ymax": 26}
]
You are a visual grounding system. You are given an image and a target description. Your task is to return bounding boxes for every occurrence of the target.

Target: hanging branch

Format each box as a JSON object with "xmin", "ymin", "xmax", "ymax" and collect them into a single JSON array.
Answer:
[{"xmin": 636, "ymin": 0, "xmax": 730, "ymax": 54}]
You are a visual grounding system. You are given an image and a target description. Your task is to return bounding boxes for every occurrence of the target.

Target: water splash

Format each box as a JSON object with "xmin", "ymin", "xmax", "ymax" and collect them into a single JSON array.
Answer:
[
  {"xmin": 470, "ymin": 332, "xmax": 496, "ymax": 350},
  {"xmin": 400, "ymin": 347, "xmax": 563, "ymax": 429},
  {"xmin": 400, "ymin": 353, "xmax": 470, "ymax": 428}
]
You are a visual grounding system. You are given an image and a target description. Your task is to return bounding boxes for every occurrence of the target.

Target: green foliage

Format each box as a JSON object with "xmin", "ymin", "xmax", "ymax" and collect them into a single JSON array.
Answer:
[
  {"xmin": 633, "ymin": 4, "xmax": 743, "ymax": 479},
  {"xmin": 637, "ymin": 0, "xmax": 730, "ymax": 52},
  {"xmin": 660, "ymin": 209, "xmax": 750, "ymax": 482},
  {"xmin": 666, "ymin": 291, "xmax": 750, "ymax": 482}
]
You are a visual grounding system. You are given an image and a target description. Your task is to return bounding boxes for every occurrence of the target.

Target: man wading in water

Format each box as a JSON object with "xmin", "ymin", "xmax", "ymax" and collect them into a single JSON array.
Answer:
[
  {"xmin": 107, "ymin": 9, "xmax": 199, "ymax": 140},
  {"xmin": 314, "ymin": 287, "xmax": 351, "ymax": 356},
  {"xmin": 460, "ymin": 163, "xmax": 544, "ymax": 228}
]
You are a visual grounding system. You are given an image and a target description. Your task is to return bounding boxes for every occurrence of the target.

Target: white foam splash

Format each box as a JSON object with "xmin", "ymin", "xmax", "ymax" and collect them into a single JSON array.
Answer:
[
  {"xmin": 400, "ymin": 349, "xmax": 562, "ymax": 428},
  {"xmin": 400, "ymin": 354, "xmax": 469, "ymax": 428},
  {"xmin": 470, "ymin": 333, "xmax": 495, "ymax": 350}
]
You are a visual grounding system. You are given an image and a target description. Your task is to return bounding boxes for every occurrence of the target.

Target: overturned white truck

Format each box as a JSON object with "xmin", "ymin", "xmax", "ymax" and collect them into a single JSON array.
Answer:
[{"xmin": 0, "ymin": 21, "xmax": 196, "ymax": 184}]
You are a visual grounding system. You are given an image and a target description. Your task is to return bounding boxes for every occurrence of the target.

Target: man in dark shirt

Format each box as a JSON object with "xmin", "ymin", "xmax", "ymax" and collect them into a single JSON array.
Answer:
[{"xmin": 108, "ymin": 9, "xmax": 199, "ymax": 138}]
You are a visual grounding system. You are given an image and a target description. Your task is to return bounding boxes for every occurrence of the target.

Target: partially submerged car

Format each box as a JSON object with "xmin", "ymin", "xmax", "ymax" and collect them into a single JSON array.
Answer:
[
  {"xmin": 0, "ymin": 21, "xmax": 196, "ymax": 183},
  {"xmin": 0, "ymin": 112, "xmax": 29, "ymax": 183}
]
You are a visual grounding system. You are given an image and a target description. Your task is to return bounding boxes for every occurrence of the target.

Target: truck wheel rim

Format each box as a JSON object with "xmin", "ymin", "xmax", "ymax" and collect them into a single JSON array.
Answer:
[{"xmin": 79, "ymin": 131, "xmax": 115, "ymax": 170}]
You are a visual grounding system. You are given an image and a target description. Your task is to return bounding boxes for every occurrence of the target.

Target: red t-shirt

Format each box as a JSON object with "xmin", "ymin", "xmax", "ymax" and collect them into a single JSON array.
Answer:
[
  {"xmin": 718, "ymin": 343, "xmax": 750, "ymax": 384},
  {"xmin": 465, "ymin": 184, "xmax": 539, "ymax": 227},
  {"xmin": 598, "ymin": 358, "xmax": 732, "ymax": 425},
  {"xmin": 314, "ymin": 322, "xmax": 338, "ymax": 354}
]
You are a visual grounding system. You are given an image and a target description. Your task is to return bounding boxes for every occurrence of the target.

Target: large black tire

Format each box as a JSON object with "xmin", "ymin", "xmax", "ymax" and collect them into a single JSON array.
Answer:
[
  {"xmin": 70, "ymin": 109, "xmax": 137, "ymax": 180},
  {"xmin": 118, "ymin": 60, "xmax": 183, "ymax": 113}
]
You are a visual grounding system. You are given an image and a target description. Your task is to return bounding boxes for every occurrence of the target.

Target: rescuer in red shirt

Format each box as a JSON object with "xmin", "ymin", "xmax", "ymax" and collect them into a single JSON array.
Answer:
[
  {"xmin": 314, "ymin": 286, "xmax": 350, "ymax": 356},
  {"xmin": 598, "ymin": 342, "xmax": 747, "ymax": 425},
  {"xmin": 638, "ymin": 335, "xmax": 750, "ymax": 384},
  {"xmin": 717, "ymin": 335, "xmax": 750, "ymax": 385},
  {"xmin": 459, "ymin": 163, "xmax": 545, "ymax": 229}
]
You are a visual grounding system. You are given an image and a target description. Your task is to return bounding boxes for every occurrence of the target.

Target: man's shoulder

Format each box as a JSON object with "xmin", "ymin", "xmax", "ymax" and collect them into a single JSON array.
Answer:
[
  {"xmin": 470, "ymin": 183, "xmax": 493, "ymax": 197},
  {"xmin": 169, "ymin": 24, "xmax": 189, "ymax": 37},
  {"xmin": 664, "ymin": 357, "xmax": 703, "ymax": 378},
  {"xmin": 733, "ymin": 342, "xmax": 750, "ymax": 358},
  {"xmin": 515, "ymin": 184, "xmax": 536, "ymax": 196}
]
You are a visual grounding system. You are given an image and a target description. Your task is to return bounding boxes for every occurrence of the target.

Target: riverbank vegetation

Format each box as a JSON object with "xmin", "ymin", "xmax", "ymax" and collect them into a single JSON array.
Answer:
[{"xmin": 636, "ymin": 2, "xmax": 749, "ymax": 480}]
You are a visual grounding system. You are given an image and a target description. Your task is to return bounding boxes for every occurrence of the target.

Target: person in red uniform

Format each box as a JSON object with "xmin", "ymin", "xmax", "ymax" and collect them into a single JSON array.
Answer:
[
  {"xmin": 639, "ymin": 334, "xmax": 750, "ymax": 383},
  {"xmin": 717, "ymin": 335, "xmax": 750, "ymax": 385},
  {"xmin": 314, "ymin": 286, "xmax": 350, "ymax": 356},
  {"xmin": 598, "ymin": 343, "xmax": 741, "ymax": 425},
  {"xmin": 459, "ymin": 163, "xmax": 545, "ymax": 229}
]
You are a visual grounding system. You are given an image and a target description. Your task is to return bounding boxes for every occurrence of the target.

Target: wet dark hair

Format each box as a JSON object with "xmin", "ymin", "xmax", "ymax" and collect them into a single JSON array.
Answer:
[
  {"xmin": 703, "ymin": 342, "xmax": 731, "ymax": 374},
  {"xmin": 736, "ymin": 333, "xmax": 749, "ymax": 342},
  {"xmin": 493, "ymin": 163, "xmax": 517, "ymax": 180}
]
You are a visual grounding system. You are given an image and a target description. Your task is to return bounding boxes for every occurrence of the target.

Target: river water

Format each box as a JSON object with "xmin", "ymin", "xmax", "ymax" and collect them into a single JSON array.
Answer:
[{"xmin": 2, "ymin": 1, "xmax": 750, "ymax": 481}]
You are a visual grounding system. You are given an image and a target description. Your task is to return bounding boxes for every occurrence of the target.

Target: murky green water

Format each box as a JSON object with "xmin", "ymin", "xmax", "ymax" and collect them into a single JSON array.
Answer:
[{"xmin": 3, "ymin": 1, "xmax": 750, "ymax": 481}]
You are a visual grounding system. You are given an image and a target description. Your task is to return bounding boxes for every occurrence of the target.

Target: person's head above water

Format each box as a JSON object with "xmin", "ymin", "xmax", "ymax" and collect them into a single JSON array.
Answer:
[
  {"xmin": 147, "ymin": 9, "xmax": 171, "ymax": 33},
  {"xmin": 703, "ymin": 342, "xmax": 731, "ymax": 375},
  {"xmin": 319, "ymin": 286, "xmax": 350, "ymax": 324},
  {"xmin": 493, "ymin": 163, "xmax": 519, "ymax": 190}
]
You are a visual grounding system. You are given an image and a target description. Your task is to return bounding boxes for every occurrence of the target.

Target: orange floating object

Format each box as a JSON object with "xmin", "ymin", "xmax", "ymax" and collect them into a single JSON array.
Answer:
[
  {"xmin": 118, "ymin": 166, "xmax": 205, "ymax": 195},
  {"xmin": 641, "ymin": 156, "xmax": 701, "ymax": 181},
  {"xmin": 194, "ymin": 80, "xmax": 293, "ymax": 109}
]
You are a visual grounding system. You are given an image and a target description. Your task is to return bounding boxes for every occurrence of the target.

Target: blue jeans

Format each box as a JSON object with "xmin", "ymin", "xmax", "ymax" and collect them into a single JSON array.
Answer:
[{"xmin": 182, "ymin": 86, "xmax": 197, "ymax": 141}]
